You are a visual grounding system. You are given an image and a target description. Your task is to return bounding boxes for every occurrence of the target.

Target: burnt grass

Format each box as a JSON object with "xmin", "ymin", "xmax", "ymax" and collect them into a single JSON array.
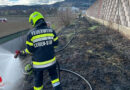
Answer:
[
  {"xmin": 24, "ymin": 18, "xmax": 130, "ymax": 90},
  {"xmin": 56, "ymin": 18, "xmax": 130, "ymax": 90}
]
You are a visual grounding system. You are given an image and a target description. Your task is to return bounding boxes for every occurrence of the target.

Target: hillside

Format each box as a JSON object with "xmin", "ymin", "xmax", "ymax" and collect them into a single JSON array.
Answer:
[
  {"xmin": 65, "ymin": 0, "xmax": 96, "ymax": 3},
  {"xmin": 0, "ymin": 0, "xmax": 96, "ymax": 16}
]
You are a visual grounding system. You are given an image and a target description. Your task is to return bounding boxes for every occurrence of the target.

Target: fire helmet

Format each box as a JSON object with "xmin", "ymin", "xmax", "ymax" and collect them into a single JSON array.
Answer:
[{"xmin": 29, "ymin": 11, "xmax": 44, "ymax": 27}]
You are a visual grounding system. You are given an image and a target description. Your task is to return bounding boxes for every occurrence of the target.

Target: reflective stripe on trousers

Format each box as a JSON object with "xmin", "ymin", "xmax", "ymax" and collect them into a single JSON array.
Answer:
[
  {"xmin": 51, "ymin": 78, "xmax": 60, "ymax": 87},
  {"xmin": 34, "ymin": 85, "xmax": 43, "ymax": 90},
  {"xmin": 33, "ymin": 57, "xmax": 56, "ymax": 68}
]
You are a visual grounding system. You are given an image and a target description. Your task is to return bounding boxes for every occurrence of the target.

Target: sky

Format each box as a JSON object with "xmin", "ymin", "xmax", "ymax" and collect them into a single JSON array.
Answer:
[{"xmin": 0, "ymin": 0, "xmax": 64, "ymax": 5}]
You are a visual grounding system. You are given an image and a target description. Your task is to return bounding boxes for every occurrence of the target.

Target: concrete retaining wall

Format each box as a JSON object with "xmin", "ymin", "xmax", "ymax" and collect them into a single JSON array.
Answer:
[
  {"xmin": 86, "ymin": 0, "xmax": 130, "ymax": 39},
  {"xmin": 87, "ymin": 0, "xmax": 130, "ymax": 27}
]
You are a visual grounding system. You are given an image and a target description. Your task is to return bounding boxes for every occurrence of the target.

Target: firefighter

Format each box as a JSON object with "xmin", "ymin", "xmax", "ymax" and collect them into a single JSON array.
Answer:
[{"xmin": 19, "ymin": 11, "xmax": 62, "ymax": 90}]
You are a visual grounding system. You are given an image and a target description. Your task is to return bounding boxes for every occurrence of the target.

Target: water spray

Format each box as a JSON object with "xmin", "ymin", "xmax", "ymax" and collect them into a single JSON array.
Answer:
[
  {"xmin": 0, "ymin": 48, "xmax": 24, "ymax": 90},
  {"xmin": 0, "ymin": 76, "xmax": 4, "ymax": 88}
]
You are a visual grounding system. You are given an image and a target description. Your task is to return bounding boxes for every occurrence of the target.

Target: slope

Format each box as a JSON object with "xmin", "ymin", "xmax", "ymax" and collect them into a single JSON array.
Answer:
[
  {"xmin": 21, "ymin": 17, "xmax": 130, "ymax": 90},
  {"xmin": 56, "ymin": 17, "xmax": 130, "ymax": 90}
]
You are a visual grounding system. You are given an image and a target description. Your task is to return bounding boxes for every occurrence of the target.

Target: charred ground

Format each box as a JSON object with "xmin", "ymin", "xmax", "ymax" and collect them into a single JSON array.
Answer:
[
  {"xmin": 24, "ymin": 17, "xmax": 130, "ymax": 90},
  {"xmin": 56, "ymin": 17, "xmax": 130, "ymax": 90}
]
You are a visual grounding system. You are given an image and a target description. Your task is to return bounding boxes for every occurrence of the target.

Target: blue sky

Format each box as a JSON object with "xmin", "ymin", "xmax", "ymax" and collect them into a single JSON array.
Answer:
[{"xmin": 0, "ymin": 0, "xmax": 64, "ymax": 5}]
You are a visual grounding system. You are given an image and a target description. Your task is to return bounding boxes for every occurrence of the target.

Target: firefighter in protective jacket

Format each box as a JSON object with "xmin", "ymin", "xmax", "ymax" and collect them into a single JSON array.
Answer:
[{"xmin": 21, "ymin": 11, "xmax": 62, "ymax": 90}]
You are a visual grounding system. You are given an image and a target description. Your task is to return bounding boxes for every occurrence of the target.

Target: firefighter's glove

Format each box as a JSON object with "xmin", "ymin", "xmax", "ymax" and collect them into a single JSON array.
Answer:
[
  {"xmin": 20, "ymin": 50, "xmax": 27, "ymax": 56},
  {"xmin": 25, "ymin": 64, "xmax": 33, "ymax": 75}
]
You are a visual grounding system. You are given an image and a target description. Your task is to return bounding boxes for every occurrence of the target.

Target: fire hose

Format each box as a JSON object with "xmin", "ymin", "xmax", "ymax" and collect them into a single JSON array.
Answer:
[{"xmin": 55, "ymin": 22, "xmax": 92, "ymax": 90}]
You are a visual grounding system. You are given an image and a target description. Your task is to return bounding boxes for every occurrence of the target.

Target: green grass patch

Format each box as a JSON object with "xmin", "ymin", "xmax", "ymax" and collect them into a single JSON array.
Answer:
[{"xmin": 88, "ymin": 25, "xmax": 98, "ymax": 31}]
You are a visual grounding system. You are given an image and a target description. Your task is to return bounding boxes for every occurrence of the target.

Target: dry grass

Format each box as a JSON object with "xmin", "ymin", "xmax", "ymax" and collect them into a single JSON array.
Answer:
[{"xmin": 0, "ymin": 16, "xmax": 32, "ymax": 37}]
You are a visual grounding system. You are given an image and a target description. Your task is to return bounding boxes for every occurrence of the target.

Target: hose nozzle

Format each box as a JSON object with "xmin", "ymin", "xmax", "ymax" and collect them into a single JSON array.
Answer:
[{"xmin": 14, "ymin": 50, "xmax": 20, "ymax": 58}]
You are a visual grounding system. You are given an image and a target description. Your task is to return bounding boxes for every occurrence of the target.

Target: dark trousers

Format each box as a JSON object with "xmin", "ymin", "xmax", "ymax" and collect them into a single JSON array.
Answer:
[{"xmin": 33, "ymin": 64, "xmax": 62, "ymax": 90}]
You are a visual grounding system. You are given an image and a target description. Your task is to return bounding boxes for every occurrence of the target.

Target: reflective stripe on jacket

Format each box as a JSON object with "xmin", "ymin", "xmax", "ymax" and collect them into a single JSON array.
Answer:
[{"xmin": 33, "ymin": 57, "xmax": 56, "ymax": 68}]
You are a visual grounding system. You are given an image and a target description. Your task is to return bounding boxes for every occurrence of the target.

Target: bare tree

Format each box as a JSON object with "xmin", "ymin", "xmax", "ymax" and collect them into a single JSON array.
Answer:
[{"xmin": 57, "ymin": 7, "xmax": 76, "ymax": 27}]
